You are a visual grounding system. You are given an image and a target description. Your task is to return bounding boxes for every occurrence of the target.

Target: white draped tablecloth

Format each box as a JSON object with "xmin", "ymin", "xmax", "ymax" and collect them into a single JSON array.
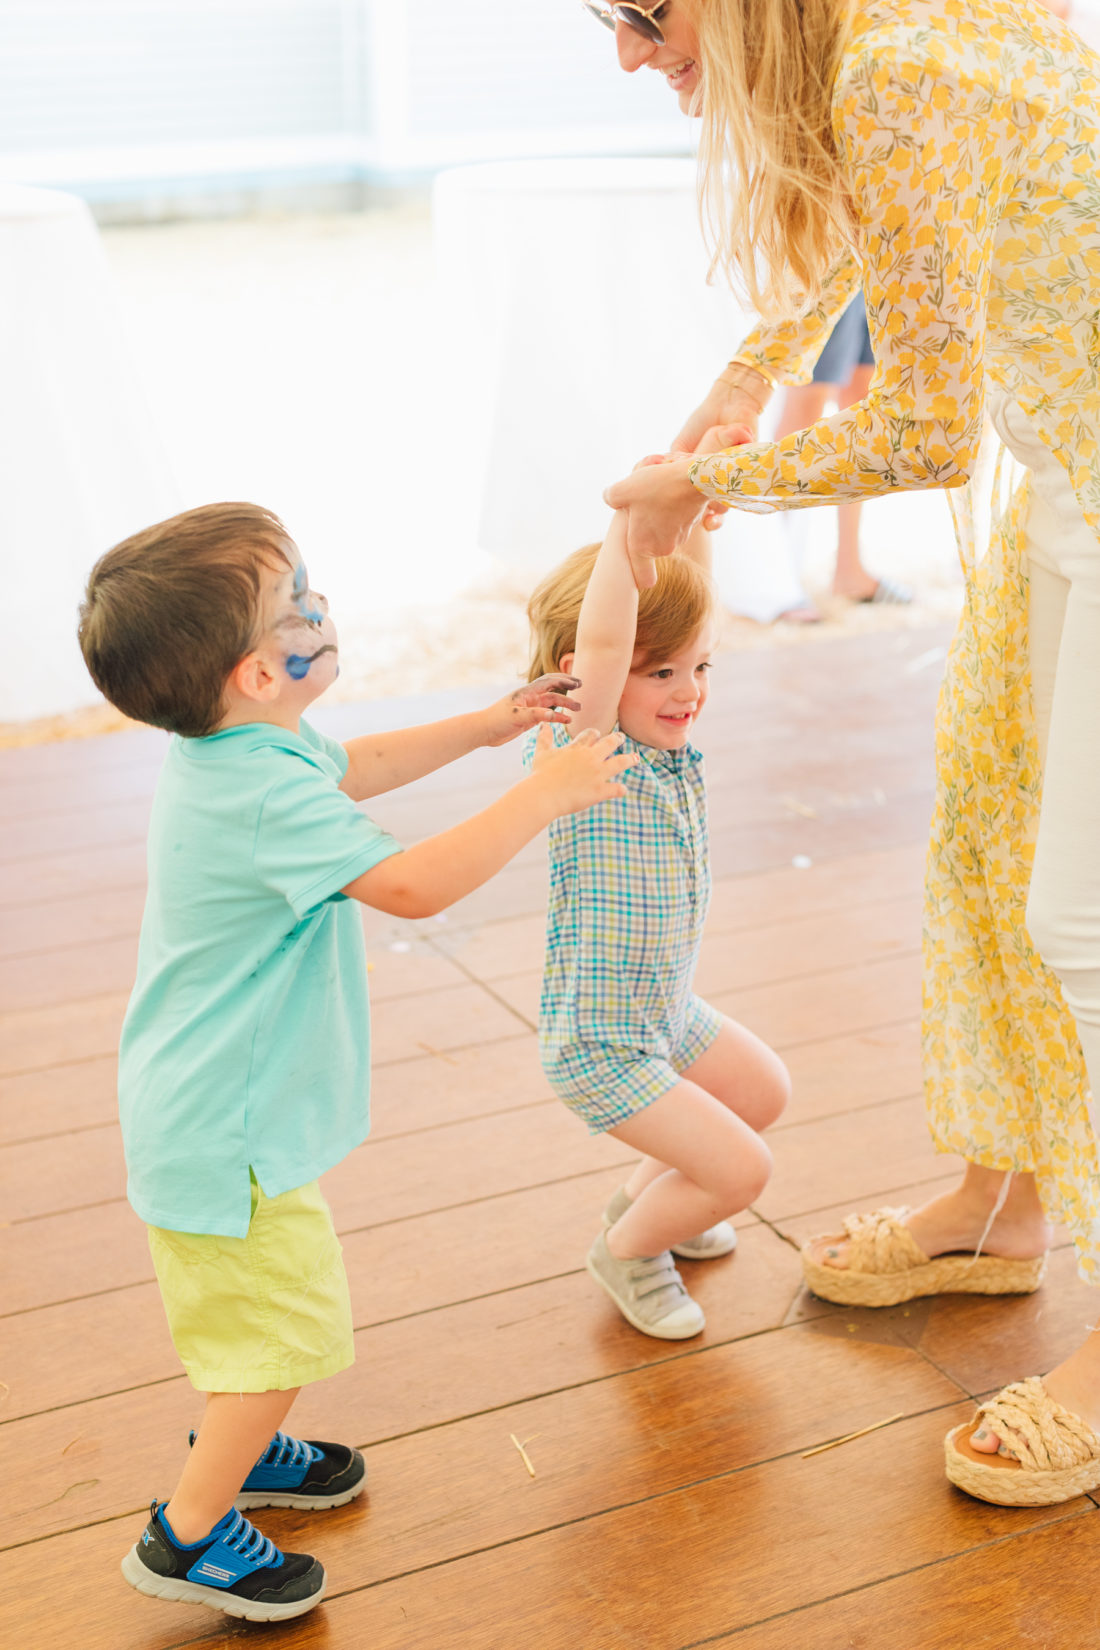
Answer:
[
  {"xmin": 1, "ymin": 186, "xmax": 179, "ymax": 722},
  {"xmin": 433, "ymin": 158, "xmax": 785, "ymax": 596}
]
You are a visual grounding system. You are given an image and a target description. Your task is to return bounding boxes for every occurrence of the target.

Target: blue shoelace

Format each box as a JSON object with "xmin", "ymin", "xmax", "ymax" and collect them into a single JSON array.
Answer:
[
  {"xmin": 255, "ymin": 1429, "xmax": 319, "ymax": 1472},
  {"xmin": 218, "ymin": 1508, "xmax": 280, "ymax": 1569}
]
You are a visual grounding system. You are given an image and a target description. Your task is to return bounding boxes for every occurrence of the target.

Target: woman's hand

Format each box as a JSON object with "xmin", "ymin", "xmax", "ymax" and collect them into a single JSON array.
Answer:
[
  {"xmin": 670, "ymin": 382, "xmax": 762, "ymax": 533},
  {"xmin": 603, "ymin": 458, "xmax": 708, "ymax": 563},
  {"xmin": 604, "ymin": 420, "xmax": 754, "ymax": 565},
  {"xmin": 671, "ymin": 378, "xmax": 762, "ymax": 457}
]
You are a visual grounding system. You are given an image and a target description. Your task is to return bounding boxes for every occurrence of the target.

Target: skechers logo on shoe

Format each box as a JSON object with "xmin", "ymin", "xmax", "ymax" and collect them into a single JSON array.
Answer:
[{"xmin": 195, "ymin": 1562, "xmax": 235, "ymax": 1584}]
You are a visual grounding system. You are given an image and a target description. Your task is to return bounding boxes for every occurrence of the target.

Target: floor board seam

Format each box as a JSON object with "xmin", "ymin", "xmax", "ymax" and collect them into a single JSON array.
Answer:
[
  {"xmin": 676, "ymin": 1503, "xmax": 1098, "ymax": 1646},
  {"xmin": 101, "ymin": 1399, "xmax": 982, "ymax": 1635}
]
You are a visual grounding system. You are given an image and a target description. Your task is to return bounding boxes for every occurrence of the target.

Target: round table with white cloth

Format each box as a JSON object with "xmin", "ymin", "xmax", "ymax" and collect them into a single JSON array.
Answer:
[
  {"xmin": 433, "ymin": 157, "xmax": 798, "ymax": 614},
  {"xmin": 1, "ymin": 185, "xmax": 179, "ymax": 723}
]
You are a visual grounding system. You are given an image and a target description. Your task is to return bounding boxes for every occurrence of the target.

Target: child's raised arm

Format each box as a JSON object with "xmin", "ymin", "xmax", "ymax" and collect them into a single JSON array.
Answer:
[{"xmin": 568, "ymin": 510, "xmax": 648, "ymax": 739}]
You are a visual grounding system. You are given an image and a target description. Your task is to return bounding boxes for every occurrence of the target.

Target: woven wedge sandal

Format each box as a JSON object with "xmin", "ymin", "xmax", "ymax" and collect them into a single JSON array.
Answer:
[
  {"xmin": 800, "ymin": 1205, "xmax": 1047, "ymax": 1307},
  {"xmin": 945, "ymin": 1378, "xmax": 1100, "ymax": 1505}
]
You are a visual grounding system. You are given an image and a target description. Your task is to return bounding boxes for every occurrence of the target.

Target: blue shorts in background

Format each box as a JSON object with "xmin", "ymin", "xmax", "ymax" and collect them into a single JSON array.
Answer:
[{"xmin": 812, "ymin": 294, "xmax": 874, "ymax": 384}]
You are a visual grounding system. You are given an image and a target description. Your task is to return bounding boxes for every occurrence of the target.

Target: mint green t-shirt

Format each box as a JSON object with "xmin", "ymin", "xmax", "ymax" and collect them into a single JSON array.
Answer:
[{"xmin": 119, "ymin": 720, "xmax": 400, "ymax": 1237}]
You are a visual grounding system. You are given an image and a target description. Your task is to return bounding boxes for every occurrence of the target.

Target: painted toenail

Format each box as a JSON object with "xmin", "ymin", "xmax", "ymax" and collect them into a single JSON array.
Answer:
[
  {"xmin": 825, "ymin": 1247, "xmax": 838, "ymax": 1258},
  {"xmin": 974, "ymin": 1427, "xmax": 988, "ymax": 1441}
]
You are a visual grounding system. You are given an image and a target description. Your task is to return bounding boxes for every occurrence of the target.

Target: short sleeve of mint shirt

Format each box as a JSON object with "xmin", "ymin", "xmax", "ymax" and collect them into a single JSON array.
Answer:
[{"xmin": 119, "ymin": 720, "xmax": 401, "ymax": 1237}]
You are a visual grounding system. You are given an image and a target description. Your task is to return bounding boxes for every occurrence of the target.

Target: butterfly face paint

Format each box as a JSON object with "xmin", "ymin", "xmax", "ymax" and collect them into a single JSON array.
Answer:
[
  {"xmin": 274, "ymin": 557, "xmax": 339, "ymax": 687},
  {"xmin": 291, "ymin": 560, "xmax": 326, "ymax": 626}
]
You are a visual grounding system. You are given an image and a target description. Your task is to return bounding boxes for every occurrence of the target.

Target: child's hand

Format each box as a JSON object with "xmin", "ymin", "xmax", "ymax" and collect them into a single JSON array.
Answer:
[
  {"xmin": 482, "ymin": 675, "xmax": 583, "ymax": 746},
  {"xmin": 529, "ymin": 724, "xmax": 635, "ymax": 815},
  {"xmin": 626, "ymin": 455, "xmax": 670, "ymax": 590},
  {"xmin": 625, "ymin": 426, "xmax": 752, "ymax": 546}
]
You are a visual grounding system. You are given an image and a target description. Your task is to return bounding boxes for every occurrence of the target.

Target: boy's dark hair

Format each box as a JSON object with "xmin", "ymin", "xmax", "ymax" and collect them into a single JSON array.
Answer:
[{"xmin": 78, "ymin": 502, "xmax": 295, "ymax": 739}]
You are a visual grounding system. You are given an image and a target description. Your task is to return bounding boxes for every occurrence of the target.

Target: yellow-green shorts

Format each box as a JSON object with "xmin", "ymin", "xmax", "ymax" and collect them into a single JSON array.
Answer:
[{"xmin": 147, "ymin": 1174, "xmax": 354, "ymax": 1393}]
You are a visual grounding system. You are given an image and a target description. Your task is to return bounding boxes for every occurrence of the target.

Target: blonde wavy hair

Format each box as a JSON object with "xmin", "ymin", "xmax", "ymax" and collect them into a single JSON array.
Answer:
[
  {"xmin": 527, "ymin": 544, "xmax": 715, "ymax": 681},
  {"xmin": 690, "ymin": 0, "xmax": 855, "ymax": 316}
]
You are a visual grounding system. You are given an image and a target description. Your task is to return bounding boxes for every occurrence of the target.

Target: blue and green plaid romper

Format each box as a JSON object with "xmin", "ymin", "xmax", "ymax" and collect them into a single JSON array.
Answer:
[{"xmin": 523, "ymin": 723, "xmax": 722, "ymax": 1132}]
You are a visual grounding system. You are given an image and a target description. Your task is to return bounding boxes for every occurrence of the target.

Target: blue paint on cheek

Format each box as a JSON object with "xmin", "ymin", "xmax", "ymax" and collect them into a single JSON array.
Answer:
[{"xmin": 285, "ymin": 643, "xmax": 337, "ymax": 681}]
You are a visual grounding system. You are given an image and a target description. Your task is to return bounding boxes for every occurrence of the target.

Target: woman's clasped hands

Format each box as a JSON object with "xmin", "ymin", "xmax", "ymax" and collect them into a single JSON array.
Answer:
[{"xmin": 607, "ymin": 419, "xmax": 756, "ymax": 584}]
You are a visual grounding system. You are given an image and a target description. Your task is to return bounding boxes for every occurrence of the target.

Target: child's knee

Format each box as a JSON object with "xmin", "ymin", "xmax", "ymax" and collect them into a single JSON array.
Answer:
[
  {"xmin": 741, "ymin": 1135, "xmax": 775, "ymax": 1204},
  {"xmin": 713, "ymin": 1133, "xmax": 773, "ymax": 1208},
  {"xmin": 761, "ymin": 1052, "xmax": 791, "ymax": 1127}
]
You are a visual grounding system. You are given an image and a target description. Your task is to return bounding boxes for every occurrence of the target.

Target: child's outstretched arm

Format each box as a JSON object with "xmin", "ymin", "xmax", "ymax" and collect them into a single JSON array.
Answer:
[
  {"xmin": 338, "ymin": 674, "xmax": 581, "ymax": 802},
  {"xmin": 568, "ymin": 510, "xmax": 645, "ymax": 738},
  {"xmin": 342, "ymin": 726, "xmax": 634, "ymax": 918}
]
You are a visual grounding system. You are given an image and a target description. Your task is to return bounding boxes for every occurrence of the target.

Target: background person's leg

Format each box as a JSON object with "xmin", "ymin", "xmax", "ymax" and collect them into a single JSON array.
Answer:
[
  {"xmin": 771, "ymin": 383, "xmax": 832, "ymax": 621},
  {"xmin": 832, "ymin": 363, "xmax": 877, "ymax": 600}
]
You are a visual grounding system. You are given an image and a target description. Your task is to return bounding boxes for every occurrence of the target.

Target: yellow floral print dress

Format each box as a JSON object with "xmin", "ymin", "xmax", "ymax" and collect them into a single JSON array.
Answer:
[{"xmin": 689, "ymin": 0, "xmax": 1100, "ymax": 1275}]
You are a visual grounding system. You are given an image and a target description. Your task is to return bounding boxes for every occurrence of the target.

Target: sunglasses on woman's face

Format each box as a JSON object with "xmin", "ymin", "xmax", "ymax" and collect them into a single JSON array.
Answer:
[{"xmin": 581, "ymin": 0, "xmax": 670, "ymax": 46}]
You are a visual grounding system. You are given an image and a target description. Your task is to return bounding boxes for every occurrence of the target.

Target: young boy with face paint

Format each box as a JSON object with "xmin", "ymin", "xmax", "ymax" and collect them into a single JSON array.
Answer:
[{"xmin": 78, "ymin": 502, "xmax": 633, "ymax": 1624}]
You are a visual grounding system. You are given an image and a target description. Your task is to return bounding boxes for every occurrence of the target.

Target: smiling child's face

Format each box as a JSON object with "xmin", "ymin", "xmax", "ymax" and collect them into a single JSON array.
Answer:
[{"xmin": 617, "ymin": 622, "xmax": 715, "ymax": 749}]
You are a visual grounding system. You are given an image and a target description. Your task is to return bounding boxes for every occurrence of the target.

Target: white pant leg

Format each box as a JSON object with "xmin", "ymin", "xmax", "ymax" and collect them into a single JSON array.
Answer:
[{"xmin": 991, "ymin": 395, "xmax": 1100, "ymax": 1101}]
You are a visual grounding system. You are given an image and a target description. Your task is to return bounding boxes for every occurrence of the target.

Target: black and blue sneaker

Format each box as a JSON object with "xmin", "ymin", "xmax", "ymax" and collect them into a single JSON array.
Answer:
[
  {"xmin": 233, "ymin": 1428, "xmax": 367, "ymax": 1511},
  {"xmin": 121, "ymin": 1501, "xmax": 325, "ymax": 1622}
]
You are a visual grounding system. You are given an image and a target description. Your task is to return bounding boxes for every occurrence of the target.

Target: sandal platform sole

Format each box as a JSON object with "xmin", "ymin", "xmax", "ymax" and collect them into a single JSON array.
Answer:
[
  {"xmin": 944, "ymin": 1424, "xmax": 1100, "ymax": 1506},
  {"xmin": 801, "ymin": 1248, "xmax": 1047, "ymax": 1307}
]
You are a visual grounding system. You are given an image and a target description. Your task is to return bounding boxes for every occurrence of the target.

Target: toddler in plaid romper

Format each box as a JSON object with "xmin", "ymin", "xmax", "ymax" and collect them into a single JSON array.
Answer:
[{"xmin": 523, "ymin": 500, "xmax": 790, "ymax": 1341}]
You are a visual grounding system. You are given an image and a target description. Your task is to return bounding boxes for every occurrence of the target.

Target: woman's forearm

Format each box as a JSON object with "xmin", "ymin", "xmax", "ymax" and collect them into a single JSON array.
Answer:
[{"xmin": 688, "ymin": 385, "xmax": 982, "ymax": 512}]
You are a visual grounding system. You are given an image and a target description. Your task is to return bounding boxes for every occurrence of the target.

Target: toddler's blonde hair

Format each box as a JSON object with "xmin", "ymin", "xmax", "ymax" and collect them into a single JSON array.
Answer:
[{"xmin": 527, "ymin": 544, "xmax": 716, "ymax": 681}]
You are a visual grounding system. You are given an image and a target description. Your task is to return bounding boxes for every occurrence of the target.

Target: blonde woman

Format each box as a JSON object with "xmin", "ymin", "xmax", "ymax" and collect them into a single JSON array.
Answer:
[{"xmin": 589, "ymin": 0, "xmax": 1100, "ymax": 1506}]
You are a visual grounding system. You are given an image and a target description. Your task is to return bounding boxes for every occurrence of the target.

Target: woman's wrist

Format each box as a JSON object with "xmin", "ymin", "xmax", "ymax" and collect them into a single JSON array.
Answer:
[
  {"xmin": 686, "ymin": 452, "xmax": 720, "ymax": 498},
  {"xmin": 715, "ymin": 358, "xmax": 776, "ymax": 415}
]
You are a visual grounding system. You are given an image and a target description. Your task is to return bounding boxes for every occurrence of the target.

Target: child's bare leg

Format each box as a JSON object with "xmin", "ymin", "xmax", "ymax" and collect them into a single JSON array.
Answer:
[
  {"xmin": 680, "ymin": 1016, "xmax": 790, "ymax": 1131},
  {"xmin": 165, "ymin": 1387, "xmax": 299, "ymax": 1542},
  {"xmin": 621, "ymin": 1018, "xmax": 789, "ymax": 1204},
  {"xmin": 606, "ymin": 1083, "xmax": 774, "ymax": 1259}
]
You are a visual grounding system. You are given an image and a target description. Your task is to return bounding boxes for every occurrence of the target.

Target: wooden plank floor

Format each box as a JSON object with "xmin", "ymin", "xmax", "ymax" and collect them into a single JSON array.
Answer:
[{"xmin": 5, "ymin": 624, "xmax": 1100, "ymax": 1650}]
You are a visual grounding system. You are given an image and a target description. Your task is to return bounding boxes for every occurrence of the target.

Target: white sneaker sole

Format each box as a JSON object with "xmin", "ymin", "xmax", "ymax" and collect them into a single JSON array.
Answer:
[
  {"xmin": 585, "ymin": 1253, "xmax": 705, "ymax": 1340},
  {"xmin": 672, "ymin": 1227, "xmax": 738, "ymax": 1261},
  {"xmin": 121, "ymin": 1547, "xmax": 325, "ymax": 1622},
  {"xmin": 236, "ymin": 1476, "xmax": 366, "ymax": 1511}
]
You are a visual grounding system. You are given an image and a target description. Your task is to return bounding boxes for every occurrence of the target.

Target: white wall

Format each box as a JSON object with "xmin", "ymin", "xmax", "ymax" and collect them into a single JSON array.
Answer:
[{"xmin": 0, "ymin": 0, "xmax": 688, "ymax": 206}]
